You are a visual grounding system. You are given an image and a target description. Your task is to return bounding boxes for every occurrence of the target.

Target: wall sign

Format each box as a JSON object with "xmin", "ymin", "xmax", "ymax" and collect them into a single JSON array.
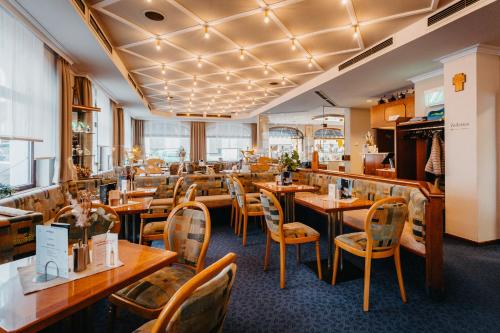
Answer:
[{"xmin": 452, "ymin": 73, "xmax": 466, "ymax": 92}]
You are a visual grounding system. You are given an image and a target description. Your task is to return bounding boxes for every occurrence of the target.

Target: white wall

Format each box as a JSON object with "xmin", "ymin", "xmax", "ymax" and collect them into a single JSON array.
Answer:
[{"xmin": 443, "ymin": 47, "xmax": 500, "ymax": 242}]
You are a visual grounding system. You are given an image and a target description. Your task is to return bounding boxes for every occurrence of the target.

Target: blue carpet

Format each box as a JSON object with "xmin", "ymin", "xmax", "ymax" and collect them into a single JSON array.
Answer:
[{"xmin": 91, "ymin": 209, "xmax": 500, "ymax": 332}]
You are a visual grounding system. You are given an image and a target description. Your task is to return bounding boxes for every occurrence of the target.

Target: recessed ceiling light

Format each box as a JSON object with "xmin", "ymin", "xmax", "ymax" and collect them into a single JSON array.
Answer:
[
  {"xmin": 263, "ymin": 65, "xmax": 269, "ymax": 75},
  {"xmin": 290, "ymin": 38, "xmax": 297, "ymax": 51},
  {"xmin": 144, "ymin": 10, "xmax": 165, "ymax": 22},
  {"xmin": 203, "ymin": 25, "xmax": 210, "ymax": 39},
  {"xmin": 155, "ymin": 38, "xmax": 161, "ymax": 51},
  {"xmin": 263, "ymin": 8, "xmax": 270, "ymax": 24},
  {"xmin": 239, "ymin": 49, "xmax": 245, "ymax": 60}
]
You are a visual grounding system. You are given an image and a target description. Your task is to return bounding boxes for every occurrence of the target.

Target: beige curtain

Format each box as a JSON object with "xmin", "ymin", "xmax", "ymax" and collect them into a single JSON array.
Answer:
[
  {"xmin": 132, "ymin": 119, "xmax": 144, "ymax": 149},
  {"xmin": 58, "ymin": 57, "xmax": 74, "ymax": 182},
  {"xmin": 112, "ymin": 102, "xmax": 124, "ymax": 166},
  {"xmin": 250, "ymin": 123, "xmax": 257, "ymax": 149},
  {"xmin": 73, "ymin": 76, "xmax": 92, "ymax": 106},
  {"xmin": 190, "ymin": 122, "xmax": 206, "ymax": 162}
]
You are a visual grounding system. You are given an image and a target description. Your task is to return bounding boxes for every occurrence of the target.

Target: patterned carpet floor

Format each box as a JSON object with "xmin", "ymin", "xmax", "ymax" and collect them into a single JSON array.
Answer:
[{"xmin": 92, "ymin": 208, "xmax": 500, "ymax": 332}]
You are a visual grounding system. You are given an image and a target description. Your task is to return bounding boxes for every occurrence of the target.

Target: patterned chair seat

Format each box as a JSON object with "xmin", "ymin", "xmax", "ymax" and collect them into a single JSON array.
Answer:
[
  {"xmin": 283, "ymin": 222, "xmax": 320, "ymax": 240},
  {"xmin": 247, "ymin": 203, "xmax": 263, "ymax": 213},
  {"xmin": 115, "ymin": 264, "xmax": 195, "ymax": 309},
  {"xmin": 143, "ymin": 221, "xmax": 166, "ymax": 236},
  {"xmin": 336, "ymin": 232, "xmax": 387, "ymax": 252}
]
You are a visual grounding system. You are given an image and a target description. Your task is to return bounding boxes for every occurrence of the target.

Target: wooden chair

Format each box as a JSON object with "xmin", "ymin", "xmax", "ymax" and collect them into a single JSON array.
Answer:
[
  {"xmin": 109, "ymin": 201, "xmax": 211, "ymax": 320},
  {"xmin": 225, "ymin": 176, "xmax": 259, "ymax": 234},
  {"xmin": 331, "ymin": 197, "xmax": 408, "ymax": 311},
  {"xmin": 145, "ymin": 158, "xmax": 165, "ymax": 168},
  {"xmin": 133, "ymin": 253, "xmax": 237, "ymax": 333},
  {"xmin": 53, "ymin": 203, "xmax": 121, "ymax": 241},
  {"xmin": 139, "ymin": 183, "xmax": 198, "ymax": 245},
  {"xmin": 260, "ymin": 189, "xmax": 322, "ymax": 289},
  {"xmin": 150, "ymin": 176, "xmax": 184, "ymax": 212},
  {"xmin": 232, "ymin": 177, "xmax": 265, "ymax": 247}
]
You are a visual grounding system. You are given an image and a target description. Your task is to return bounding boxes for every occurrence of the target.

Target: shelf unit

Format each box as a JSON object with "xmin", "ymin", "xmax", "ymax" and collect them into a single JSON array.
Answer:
[{"xmin": 72, "ymin": 105, "xmax": 100, "ymax": 170}]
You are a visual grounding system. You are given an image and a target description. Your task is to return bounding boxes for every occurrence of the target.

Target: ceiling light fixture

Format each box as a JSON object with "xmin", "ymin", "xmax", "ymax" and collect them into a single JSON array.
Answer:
[
  {"xmin": 193, "ymin": 76, "xmax": 197, "ymax": 86},
  {"xmin": 164, "ymin": 81, "xmax": 168, "ymax": 90},
  {"xmin": 281, "ymin": 76, "xmax": 286, "ymax": 85},
  {"xmin": 247, "ymin": 80, "xmax": 252, "ymax": 89},
  {"xmin": 341, "ymin": 0, "xmax": 348, "ymax": 5},
  {"xmin": 308, "ymin": 57, "xmax": 314, "ymax": 68},
  {"xmin": 155, "ymin": 38, "xmax": 161, "ymax": 51},
  {"xmin": 161, "ymin": 64, "xmax": 166, "ymax": 75},
  {"xmin": 353, "ymin": 25, "xmax": 359, "ymax": 38},
  {"xmin": 264, "ymin": 8, "xmax": 270, "ymax": 24},
  {"xmin": 203, "ymin": 111, "xmax": 207, "ymax": 117},
  {"xmin": 252, "ymin": 99, "xmax": 255, "ymax": 105},
  {"xmin": 191, "ymin": 89, "xmax": 195, "ymax": 97},
  {"xmin": 239, "ymin": 49, "xmax": 245, "ymax": 60},
  {"xmin": 226, "ymin": 72, "xmax": 231, "ymax": 81},
  {"xmin": 264, "ymin": 65, "xmax": 269, "ymax": 75},
  {"xmin": 290, "ymin": 38, "xmax": 297, "ymax": 51},
  {"xmin": 217, "ymin": 85, "xmax": 221, "ymax": 94},
  {"xmin": 203, "ymin": 25, "xmax": 210, "ymax": 39},
  {"xmin": 264, "ymin": 89, "xmax": 268, "ymax": 96},
  {"xmin": 197, "ymin": 56, "xmax": 203, "ymax": 68}
]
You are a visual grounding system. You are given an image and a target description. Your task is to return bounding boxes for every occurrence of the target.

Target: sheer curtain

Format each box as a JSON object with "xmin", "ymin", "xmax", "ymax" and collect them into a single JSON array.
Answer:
[
  {"xmin": 144, "ymin": 120, "xmax": 190, "ymax": 162},
  {"xmin": 123, "ymin": 109, "xmax": 132, "ymax": 150},
  {"xmin": 206, "ymin": 122, "xmax": 252, "ymax": 161},
  {"xmin": 94, "ymin": 85, "xmax": 113, "ymax": 169},
  {"xmin": 0, "ymin": 6, "xmax": 58, "ymax": 147}
]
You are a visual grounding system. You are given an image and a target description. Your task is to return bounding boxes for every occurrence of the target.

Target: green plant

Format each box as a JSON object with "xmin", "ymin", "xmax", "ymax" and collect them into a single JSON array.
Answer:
[
  {"xmin": 0, "ymin": 183, "xmax": 14, "ymax": 199},
  {"xmin": 279, "ymin": 150, "xmax": 301, "ymax": 172}
]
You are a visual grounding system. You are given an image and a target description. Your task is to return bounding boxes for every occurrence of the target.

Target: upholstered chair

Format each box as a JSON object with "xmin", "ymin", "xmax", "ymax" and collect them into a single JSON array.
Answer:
[
  {"xmin": 139, "ymin": 183, "xmax": 197, "ymax": 244},
  {"xmin": 133, "ymin": 253, "xmax": 237, "ymax": 333},
  {"xmin": 331, "ymin": 197, "xmax": 408, "ymax": 311},
  {"xmin": 232, "ymin": 177, "xmax": 264, "ymax": 246},
  {"xmin": 149, "ymin": 177, "xmax": 185, "ymax": 212},
  {"xmin": 259, "ymin": 189, "xmax": 322, "ymax": 289},
  {"xmin": 109, "ymin": 201, "xmax": 211, "ymax": 321},
  {"xmin": 225, "ymin": 177, "xmax": 259, "ymax": 234},
  {"xmin": 53, "ymin": 203, "xmax": 120, "ymax": 242}
]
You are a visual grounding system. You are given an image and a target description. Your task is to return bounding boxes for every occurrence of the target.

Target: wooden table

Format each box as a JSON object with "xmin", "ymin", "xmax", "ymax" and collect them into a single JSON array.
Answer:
[
  {"xmin": 94, "ymin": 197, "xmax": 153, "ymax": 243},
  {"xmin": 128, "ymin": 187, "xmax": 157, "ymax": 198},
  {"xmin": 0, "ymin": 241, "xmax": 176, "ymax": 333},
  {"xmin": 294, "ymin": 192, "xmax": 373, "ymax": 269},
  {"xmin": 253, "ymin": 182, "xmax": 317, "ymax": 222}
]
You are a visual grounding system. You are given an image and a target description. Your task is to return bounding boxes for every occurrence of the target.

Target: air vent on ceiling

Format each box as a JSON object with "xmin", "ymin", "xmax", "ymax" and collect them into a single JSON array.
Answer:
[
  {"xmin": 338, "ymin": 38, "xmax": 393, "ymax": 71},
  {"xmin": 144, "ymin": 11, "xmax": 165, "ymax": 21},
  {"xmin": 314, "ymin": 90, "xmax": 336, "ymax": 107},
  {"xmin": 89, "ymin": 14, "xmax": 113, "ymax": 54},
  {"xmin": 428, "ymin": 0, "xmax": 480, "ymax": 26},
  {"xmin": 72, "ymin": 0, "xmax": 86, "ymax": 14}
]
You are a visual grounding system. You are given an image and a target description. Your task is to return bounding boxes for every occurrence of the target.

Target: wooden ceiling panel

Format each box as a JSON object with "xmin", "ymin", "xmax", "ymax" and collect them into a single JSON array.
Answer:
[
  {"xmin": 117, "ymin": 50, "xmax": 156, "ymax": 69},
  {"xmin": 91, "ymin": 11, "xmax": 148, "ymax": 46},
  {"xmin": 105, "ymin": 0, "xmax": 197, "ymax": 35},
  {"xmin": 206, "ymin": 51, "xmax": 261, "ymax": 71},
  {"xmin": 273, "ymin": 0, "xmax": 351, "ymax": 36},
  {"xmin": 353, "ymin": 0, "xmax": 431, "ymax": 22},
  {"xmin": 176, "ymin": 0, "xmax": 260, "ymax": 22},
  {"xmin": 250, "ymin": 41, "xmax": 309, "ymax": 64},
  {"xmin": 127, "ymin": 42, "xmax": 192, "ymax": 64},
  {"xmin": 167, "ymin": 29, "xmax": 236, "ymax": 54},
  {"xmin": 299, "ymin": 29, "xmax": 358, "ymax": 55},
  {"xmin": 215, "ymin": 14, "xmax": 287, "ymax": 47},
  {"xmin": 316, "ymin": 53, "xmax": 354, "ymax": 69}
]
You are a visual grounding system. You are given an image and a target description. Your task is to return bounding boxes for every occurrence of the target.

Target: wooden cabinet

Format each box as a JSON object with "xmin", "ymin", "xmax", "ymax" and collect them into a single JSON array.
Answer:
[
  {"xmin": 370, "ymin": 96, "xmax": 415, "ymax": 129},
  {"xmin": 363, "ymin": 153, "xmax": 388, "ymax": 175},
  {"xmin": 375, "ymin": 168, "xmax": 396, "ymax": 179}
]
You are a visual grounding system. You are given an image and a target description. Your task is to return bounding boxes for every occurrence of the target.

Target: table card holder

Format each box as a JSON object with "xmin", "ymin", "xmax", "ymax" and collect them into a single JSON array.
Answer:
[
  {"xmin": 328, "ymin": 183, "xmax": 337, "ymax": 202},
  {"xmin": 92, "ymin": 233, "xmax": 119, "ymax": 268},
  {"xmin": 34, "ymin": 225, "xmax": 69, "ymax": 282}
]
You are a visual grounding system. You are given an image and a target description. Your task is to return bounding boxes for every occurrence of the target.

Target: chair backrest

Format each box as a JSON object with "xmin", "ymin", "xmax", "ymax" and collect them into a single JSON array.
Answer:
[
  {"xmin": 225, "ymin": 177, "xmax": 235, "ymax": 199},
  {"xmin": 259, "ymin": 189, "xmax": 284, "ymax": 237},
  {"xmin": 364, "ymin": 197, "xmax": 408, "ymax": 250},
  {"xmin": 146, "ymin": 158, "xmax": 165, "ymax": 167},
  {"xmin": 172, "ymin": 177, "xmax": 185, "ymax": 207},
  {"xmin": 184, "ymin": 184, "xmax": 197, "ymax": 201},
  {"xmin": 150, "ymin": 253, "xmax": 237, "ymax": 333},
  {"xmin": 231, "ymin": 177, "xmax": 247, "ymax": 209},
  {"xmin": 164, "ymin": 201, "xmax": 211, "ymax": 272},
  {"xmin": 53, "ymin": 203, "xmax": 120, "ymax": 242}
]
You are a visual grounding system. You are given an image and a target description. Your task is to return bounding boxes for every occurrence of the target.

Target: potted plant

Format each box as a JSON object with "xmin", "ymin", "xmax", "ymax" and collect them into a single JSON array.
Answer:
[
  {"xmin": 0, "ymin": 183, "xmax": 14, "ymax": 199},
  {"xmin": 279, "ymin": 150, "xmax": 300, "ymax": 185}
]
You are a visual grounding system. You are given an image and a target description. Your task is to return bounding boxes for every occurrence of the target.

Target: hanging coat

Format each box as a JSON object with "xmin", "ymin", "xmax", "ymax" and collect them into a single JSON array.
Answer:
[{"xmin": 425, "ymin": 132, "xmax": 444, "ymax": 175}]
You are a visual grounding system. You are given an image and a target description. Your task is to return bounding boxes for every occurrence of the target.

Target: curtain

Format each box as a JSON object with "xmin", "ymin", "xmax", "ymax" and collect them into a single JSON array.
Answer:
[
  {"xmin": 143, "ymin": 120, "xmax": 190, "ymax": 161},
  {"xmin": 123, "ymin": 109, "xmax": 132, "ymax": 150},
  {"xmin": 58, "ymin": 57, "xmax": 74, "ymax": 182},
  {"xmin": 132, "ymin": 119, "xmax": 144, "ymax": 149},
  {"xmin": 95, "ymin": 85, "xmax": 113, "ymax": 147},
  {"xmin": 251, "ymin": 123, "xmax": 257, "ymax": 149},
  {"xmin": 112, "ymin": 102, "xmax": 124, "ymax": 166},
  {"xmin": 190, "ymin": 122, "xmax": 206, "ymax": 162},
  {"xmin": 73, "ymin": 76, "xmax": 92, "ymax": 106}
]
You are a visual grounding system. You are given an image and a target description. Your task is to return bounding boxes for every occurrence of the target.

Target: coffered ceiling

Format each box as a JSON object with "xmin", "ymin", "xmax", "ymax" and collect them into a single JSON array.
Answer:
[{"xmin": 88, "ymin": 0, "xmax": 453, "ymax": 118}]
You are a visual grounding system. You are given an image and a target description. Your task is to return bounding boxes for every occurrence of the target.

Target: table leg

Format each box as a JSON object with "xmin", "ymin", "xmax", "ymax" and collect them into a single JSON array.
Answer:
[
  {"xmin": 132, "ymin": 214, "xmax": 137, "ymax": 244},
  {"xmin": 327, "ymin": 212, "xmax": 333, "ymax": 269},
  {"xmin": 124, "ymin": 215, "xmax": 129, "ymax": 241},
  {"xmin": 291, "ymin": 193, "xmax": 296, "ymax": 222},
  {"xmin": 339, "ymin": 211, "xmax": 344, "ymax": 271}
]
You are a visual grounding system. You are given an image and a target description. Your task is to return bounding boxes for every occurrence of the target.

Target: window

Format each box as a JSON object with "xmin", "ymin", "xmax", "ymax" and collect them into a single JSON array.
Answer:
[
  {"xmin": 206, "ymin": 123, "xmax": 252, "ymax": 161},
  {"xmin": 144, "ymin": 121, "xmax": 190, "ymax": 162},
  {"xmin": 95, "ymin": 85, "xmax": 113, "ymax": 171},
  {"xmin": 0, "ymin": 6, "xmax": 59, "ymax": 189},
  {"xmin": 269, "ymin": 126, "xmax": 304, "ymax": 160}
]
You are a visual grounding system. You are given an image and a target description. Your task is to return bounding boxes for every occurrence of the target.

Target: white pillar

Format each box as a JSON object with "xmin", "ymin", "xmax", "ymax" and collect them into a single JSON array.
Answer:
[
  {"xmin": 441, "ymin": 45, "xmax": 500, "ymax": 242},
  {"xmin": 257, "ymin": 115, "xmax": 269, "ymax": 156}
]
